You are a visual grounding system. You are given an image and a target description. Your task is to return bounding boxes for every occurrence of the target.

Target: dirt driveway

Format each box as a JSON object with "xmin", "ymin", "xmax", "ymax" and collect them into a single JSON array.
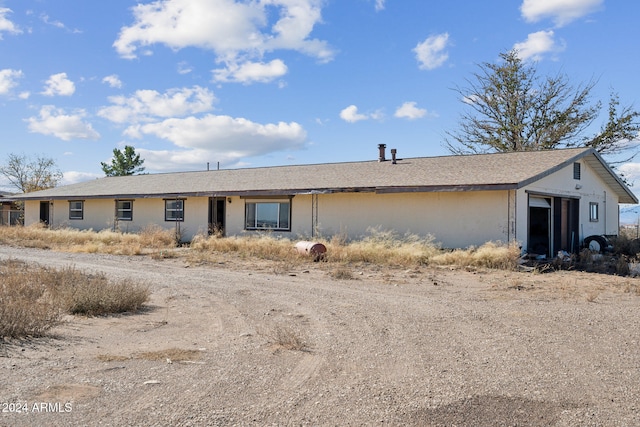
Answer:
[{"xmin": 1, "ymin": 245, "xmax": 640, "ymax": 426}]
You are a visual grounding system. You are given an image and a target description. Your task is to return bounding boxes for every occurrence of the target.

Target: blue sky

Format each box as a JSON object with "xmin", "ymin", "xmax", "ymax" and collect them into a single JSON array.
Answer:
[{"xmin": 1, "ymin": 0, "xmax": 640, "ymax": 207}]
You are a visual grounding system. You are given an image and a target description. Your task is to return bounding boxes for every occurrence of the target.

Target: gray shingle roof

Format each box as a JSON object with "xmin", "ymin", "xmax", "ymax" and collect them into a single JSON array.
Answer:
[{"xmin": 14, "ymin": 148, "xmax": 638, "ymax": 204}]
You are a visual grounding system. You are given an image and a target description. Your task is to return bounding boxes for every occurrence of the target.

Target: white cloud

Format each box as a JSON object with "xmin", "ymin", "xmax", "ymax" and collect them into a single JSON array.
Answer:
[
  {"xmin": 177, "ymin": 61, "xmax": 192, "ymax": 75},
  {"xmin": 520, "ymin": 0, "xmax": 603, "ymax": 27},
  {"xmin": 41, "ymin": 73, "xmax": 75, "ymax": 97},
  {"xmin": 62, "ymin": 171, "xmax": 102, "ymax": 185},
  {"xmin": 0, "ymin": 69, "xmax": 23, "ymax": 95},
  {"xmin": 514, "ymin": 30, "xmax": 564, "ymax": 61},
  {"xmin": 619, "ymin": 162, "xmax": 640, "ymax": 188},
  {"xmin": 98, "ymin": 86, "xmax": 216, "ymax": 124},
  {"xmin": 26, "ymin": 106, "xmax": 100, "ymax": 141},
  {"xmin": 374, "ymin": 0, "xmax": 385, "ymax": 11},
  {"xmin": 340, "ymin": 105, "xmax": 369, "ymax": 123},
  {"xmin": 213, "ymin": 59, "xmax": 288, "ymax": 84},
  {"xmin": 102, "ymin": 74, "xmax": 123, "ymax": 88},
  {"xmin": 113, "ymin": 0, "xmax": 334, "ymax": 84},
  {"xmin": 40, "ymin": 13, "xmax": 82, "ymax": 33},
  {"xmin": 127, "ymin": 114, "xmax": 306, "ymax": 170},
  {"xmin": 0, "ymin": 8, "xmax": 21, "ymax": 39},
  {"xmin": 394, "ymin": 101, "xmax": 427, "ymax": 120},
  {"xmin": 40, "ymin": 14, "xmax": 65, "ymax": 29},
  {"xmin": 414, "ymin": 33, "xmax": 450, "ymax": 70}
]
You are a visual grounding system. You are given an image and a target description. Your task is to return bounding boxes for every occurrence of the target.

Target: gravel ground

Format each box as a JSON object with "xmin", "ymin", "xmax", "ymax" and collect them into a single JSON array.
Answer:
[{"xmin": 1, "ymin": 245, "xmax": 640, "ymax": 426}]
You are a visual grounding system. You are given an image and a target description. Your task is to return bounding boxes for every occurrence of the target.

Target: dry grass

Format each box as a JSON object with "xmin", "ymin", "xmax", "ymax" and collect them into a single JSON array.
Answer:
[
  {"xmin": 0, "ymin": 224, "xmax": 177, "ymax": 255},
  {"xmin": 258, "ymin": 322, "xmax": 309, "ymax": 352},
  {"xmin": 329, "ymin": 266, "xmax": 354, "ymax": 280},
  {"xmin": 137, "ymin": 348, "xmax": 203, "ymax": 362},
  {"xmin": 190, "ymin": 233, "xmax": 299, "ymax": 261},
  {"xmin": 96, "ymin": 348, "xmax": 202, "ymax": 363},
  {"xmin": 0, "ymin": 260, "xmax": 64, "ymax": 338},
  {"xmin": 191, "ymin": 228, "xmax": 452, "ymax": 269},
  {"xmin": 3, "ymin": 225, "xmax": 523, "ymax": 271},
  {"xmin": 55, "ymin": 272, "xmax": 150, "ymax": 316},
  {"xmin": 0, "ymin": 259, "xmax": 150, "ymax": 339},
  {"xmin": 325, "ymin": 228, "xmax": 441, "ymax": 266},
  {"xmin": 430, "ymin": 241, "xmax": 522, "ymax": 270}
]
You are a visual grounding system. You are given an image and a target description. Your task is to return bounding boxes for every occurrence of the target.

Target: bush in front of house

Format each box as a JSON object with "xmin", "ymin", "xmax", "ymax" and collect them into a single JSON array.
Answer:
[{"xmin": 0, "ymin": 260, "xmax": 150, "ymax": 339}]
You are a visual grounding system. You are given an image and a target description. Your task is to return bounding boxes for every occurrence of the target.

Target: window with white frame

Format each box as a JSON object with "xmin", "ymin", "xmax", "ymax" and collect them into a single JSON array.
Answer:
[
  {"xmin": 116, "ymin": 200, "xmax": 133, "ymax": 221},
  {"xmin": 69, "ymin": 200, "xmax": 84, "ymax": 220},
  {"xmin": 245, "ymin": 201, "xmax": 290, "ymax": 231},
  {"xmin": 165, "ymin": 199, "xmax": 184, "ymax": 221},
  {"xmin": 589, "ymin": 202, "xmax": 599, "ymax": 222}
]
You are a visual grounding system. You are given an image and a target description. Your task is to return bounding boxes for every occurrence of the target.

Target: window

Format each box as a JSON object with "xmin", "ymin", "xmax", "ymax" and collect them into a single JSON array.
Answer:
[
  {"xmin": 165, "ymin": 199, "xmax": 184, "ymax": 221},
  {"xmin": 589, "ymin": 202, "xmax": 599, "ymax": 222},
  {"xmin": 69, "ymin": 200, "xmax": 84, "ymax": 220},
  {"xmin": 573, "ymin": 162, "xmax": 581, "ymax": 180},
  {"xmin": 116, "ymin": 200, "xmax": 133, "ymax": 221},
  {"xmin": 245, "ymin": 201, "xmax": 290, "ymax": 231}
]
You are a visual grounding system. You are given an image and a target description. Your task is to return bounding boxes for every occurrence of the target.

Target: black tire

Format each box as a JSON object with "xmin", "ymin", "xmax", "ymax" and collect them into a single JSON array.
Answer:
[{"xmin": 584, "ymin": 235, "xmax": 609, "ymax": 253}]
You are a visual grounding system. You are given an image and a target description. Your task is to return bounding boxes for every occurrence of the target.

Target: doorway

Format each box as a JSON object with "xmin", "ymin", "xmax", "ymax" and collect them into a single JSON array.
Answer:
[
  {"xmin": 554, "ymin": 197, "xmax": 579, "ymax": 254},
  {"xmin": 39, "ymin": 201, "xmax": 50, "ymax": 226},
  {"xmin": 528, "ymin": 197, "xmax": 551, "ymax": 257},
  {"xmin": 208, "ymin": 197, "xmax": 226, "ymax": 236},
  {"xmin": 528, "ymin": 196, "xmax": 580, "ymax": 257}
]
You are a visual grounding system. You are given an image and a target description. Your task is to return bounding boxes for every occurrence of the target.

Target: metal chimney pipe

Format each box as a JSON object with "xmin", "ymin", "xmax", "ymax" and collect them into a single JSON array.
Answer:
[
  {"xmin": 378, "ymin": 144, "xmax": 386, "ymax": 162},
  {"xmin": 391, "ymin": 148, "xmax": 397, "ymax": 164}
]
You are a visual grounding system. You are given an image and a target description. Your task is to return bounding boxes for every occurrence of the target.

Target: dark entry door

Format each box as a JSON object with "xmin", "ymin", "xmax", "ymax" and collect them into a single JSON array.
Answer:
[
  {"xmin": 208, "ymin": 197, "xmax": 226, "ymax": 235},
  {"xmin": 528, "ymin": 205, "xmax": 551, "ymax": 257},
  {"xmin": 39, "ymin": 201, "xmax": 50, "ymax": 226}
]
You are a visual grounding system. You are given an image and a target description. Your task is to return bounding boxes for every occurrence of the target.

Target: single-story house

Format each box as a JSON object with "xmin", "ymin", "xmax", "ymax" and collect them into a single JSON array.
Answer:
[{"xmin": 14, "ymin": 146, "xmax": 638, "ymax": 256}]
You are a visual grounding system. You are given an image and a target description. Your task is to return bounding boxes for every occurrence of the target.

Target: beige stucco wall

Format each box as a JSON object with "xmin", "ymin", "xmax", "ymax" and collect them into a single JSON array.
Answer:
[
  {"xmin": 225, "ymin": 192, "xmax": 511, "ymax": 248},
  {"xmin": 24, "ymin": 197, "xmax": 209, "ymax": 242},
  {"xmin": 23, "ymin": 200, "xmax": 40, "ymax": 226}
]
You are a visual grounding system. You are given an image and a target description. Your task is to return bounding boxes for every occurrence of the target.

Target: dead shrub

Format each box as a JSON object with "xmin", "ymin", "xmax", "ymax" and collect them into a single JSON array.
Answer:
[
  {"xmin": 0, "ymin": 224, "xmax": 176, "ymax": 255},
  {"xmin": 0, "ymin": 260, "xmax": 64, "ymax": 338},
  {"xmin": 430, "ymin": 241, "xmax": 521, "ymax": 270},
  {"xmin": 327, "ymin": 227, "xmax": 440, "ymax": 267},
  {"xmin": 585, "ymin": 291, "xmax": 600, "ymax": 303},
  {"xmin": 259, "ymin": 323, "xmax": 308, "ymax": 352},
  {"xmin": 330, "ymin": 266, "xmax": 354, "ymax": 280},
  {"xmin": 138, "ymin": 225, "xmax": 178, "ymax": 249},
  {"xmin": 191, "ymin": 234, "xmax": 302, "ymax": 263},
  {"xmin": 53, "ymin": 271, "xmax": 150, "ymax": 316},
  {"xmin": 0, "ymin": 260, "xmax": 150, "ymax": 340}
]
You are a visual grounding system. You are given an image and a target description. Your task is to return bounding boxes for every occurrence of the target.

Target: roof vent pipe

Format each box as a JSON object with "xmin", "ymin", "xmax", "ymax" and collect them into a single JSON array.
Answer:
[
  {"xmin": 391, "ymin": 148, "xmax": 397, "ymax": 164},
  {"xmin": 378, "ymin": 144, "xmax": 386, "ymax": 162}
]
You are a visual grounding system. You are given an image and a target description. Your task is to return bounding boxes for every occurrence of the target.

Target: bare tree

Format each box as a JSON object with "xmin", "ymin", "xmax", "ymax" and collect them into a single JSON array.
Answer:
[
  {"xmin": 581, "ymin": 92, "xmax": 640, "ymax": 164},
  {"xmin": 0, "ymin": 153, "xmax": 63, "ymax": 193},
  {"xmin": 446, "ymin": 50, "xmax": 640, "ymax": 161}
]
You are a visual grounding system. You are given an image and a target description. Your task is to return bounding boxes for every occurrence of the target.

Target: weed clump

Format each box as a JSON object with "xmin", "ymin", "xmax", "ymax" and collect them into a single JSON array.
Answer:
[
  {"xmin": 0, "ymin": 260, "xmax": 150, "ymax": 339},
  {"xmin": 430, "ymin": 241, "xmax": 522, "ymax": 270},
  {"xmin": 259, "ymin": 323, "xmax": 309, "ymax": 352}
]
